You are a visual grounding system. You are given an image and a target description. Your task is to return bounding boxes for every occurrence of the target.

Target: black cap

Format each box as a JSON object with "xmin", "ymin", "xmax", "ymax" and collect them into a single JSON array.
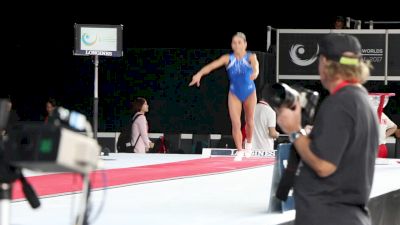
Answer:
[{"xmin": 319, "ymin": 33, "xmax": 362, "ymax": 65}]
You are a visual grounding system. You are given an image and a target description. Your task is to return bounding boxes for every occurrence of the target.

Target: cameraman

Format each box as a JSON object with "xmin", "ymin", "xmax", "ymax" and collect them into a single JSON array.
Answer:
[{"xmin": 276, "ymin": 34, "xmax": 379, "ymax": 225}]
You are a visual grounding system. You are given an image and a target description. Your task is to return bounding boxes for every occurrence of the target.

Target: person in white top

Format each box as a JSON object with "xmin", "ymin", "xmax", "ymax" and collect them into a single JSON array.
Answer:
[
  {"xmin": 377, "ymin": 113, "xmax": 397, "ymax": 157},
  {"xmin": 369, "ymin": 94, "xmax": 397, "ymax": 158},
  {"xmin": 252, "ymin": 89, "xmax": 279, "ymax": 152},
  {"xmin": 131, "ymin": 97, "xmax": 153, "ymax": 153}
]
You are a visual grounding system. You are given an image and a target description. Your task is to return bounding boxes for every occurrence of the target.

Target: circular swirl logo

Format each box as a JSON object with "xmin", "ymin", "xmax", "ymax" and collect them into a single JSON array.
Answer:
[
  {"xmin": 289, "ymin": 44, "xmax": 319, "ymax": 66},
  {"xmin": 81, "ymin": 33, "xmax": 98, "ymax": 46}
]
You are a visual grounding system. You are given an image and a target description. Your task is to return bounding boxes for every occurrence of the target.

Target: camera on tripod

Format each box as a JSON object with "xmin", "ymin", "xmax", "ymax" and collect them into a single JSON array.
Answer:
[
  {"xmin": 265, "ymin": 83, "xmax": 319, "ymax": 126},
  {"xmin": 3, "ymin": 107, "xmax": 100, "ymax": 174},
  {"xmin": 0, "ymin": 99, "xmax": 101, "ymax": 225}
]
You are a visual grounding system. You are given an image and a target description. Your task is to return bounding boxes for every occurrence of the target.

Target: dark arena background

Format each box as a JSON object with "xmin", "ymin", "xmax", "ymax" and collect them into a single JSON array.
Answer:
[{"xmin": 4, "ymin": 15, "xmax": 400, "ymax": 134}]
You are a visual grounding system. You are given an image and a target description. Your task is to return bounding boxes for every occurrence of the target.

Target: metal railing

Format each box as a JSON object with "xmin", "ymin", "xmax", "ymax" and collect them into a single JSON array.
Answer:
[{"xmin": 365, "ymin": 20, "xmax": 400, "ymax": 29}]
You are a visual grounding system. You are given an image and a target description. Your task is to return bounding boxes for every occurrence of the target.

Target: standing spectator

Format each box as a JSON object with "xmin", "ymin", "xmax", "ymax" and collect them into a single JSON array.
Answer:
[
  {"xmin": 131, "ymin": 97, "xmax": 153, "ymax": 153},
  {"xmin": 44, "ymin": 98, "xmax": 57, "ymax": 123},
  {"xmin": 369, "ymin": 94, "xmax": 398, "ymax": 158},
  {"xmin": 377, "ymin": 113, "xmax": 397, "ymax": 158},
  {"xmin": 334, "ymin": 16, "xmax": 347, "ymax": 29}
]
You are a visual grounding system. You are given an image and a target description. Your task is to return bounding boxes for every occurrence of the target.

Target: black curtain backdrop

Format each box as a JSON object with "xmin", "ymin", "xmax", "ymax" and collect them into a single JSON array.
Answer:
[{"xmin": 3, "ymin": 49, "xmax": 270, "ymax": 134}]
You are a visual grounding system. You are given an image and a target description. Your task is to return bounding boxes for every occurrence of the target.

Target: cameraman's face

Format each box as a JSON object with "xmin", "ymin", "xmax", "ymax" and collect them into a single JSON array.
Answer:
[{"xmin": 318, "ymin": 56, "xmax": 329, "ymax": 89}]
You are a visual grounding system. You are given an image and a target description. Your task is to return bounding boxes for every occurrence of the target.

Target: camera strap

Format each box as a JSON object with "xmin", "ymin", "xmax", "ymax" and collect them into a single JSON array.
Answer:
[
  {"xmin": 275, "ymin": 144, "xmax": 300, "ymax": 201},
  {"xmin": 130, "ymin": 114, "xmax": 144, "ymax": 151}
]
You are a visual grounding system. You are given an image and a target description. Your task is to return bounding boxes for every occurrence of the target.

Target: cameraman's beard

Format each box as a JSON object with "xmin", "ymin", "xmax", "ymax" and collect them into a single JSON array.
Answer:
[
  {"xmin": 320, "ymin": 72, "xmax": 340, "ymax": 93},
  {"xmin": 320, "ymin": 75, "xmax": 329, "ymax": 91}
]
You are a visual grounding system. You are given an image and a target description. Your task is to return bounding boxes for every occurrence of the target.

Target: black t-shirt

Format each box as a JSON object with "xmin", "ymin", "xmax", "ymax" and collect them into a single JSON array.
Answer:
[{"xmin": 294, "ymin": 85, "xmax": 379, "ymax": 225}]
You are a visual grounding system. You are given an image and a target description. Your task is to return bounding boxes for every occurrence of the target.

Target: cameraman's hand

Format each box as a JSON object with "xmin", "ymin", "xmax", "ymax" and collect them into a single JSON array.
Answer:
[
  {"xmin": 304, "ymin": 125, "xmax": 313, "ymax": 135},
  {"xmin": 277, "ymin": 101, "xmax": 302, "ymax": 134}
]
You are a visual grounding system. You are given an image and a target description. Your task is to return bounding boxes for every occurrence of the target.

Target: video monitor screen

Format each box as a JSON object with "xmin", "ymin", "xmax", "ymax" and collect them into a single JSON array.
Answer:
[{"xmin": 74, "ymin": 24, "xmax": 123, "ymax": 57}]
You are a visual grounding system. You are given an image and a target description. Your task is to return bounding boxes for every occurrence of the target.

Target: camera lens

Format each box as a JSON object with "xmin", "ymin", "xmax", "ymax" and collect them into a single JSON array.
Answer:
[
  {"xmin": 268, "ymin": 83, "xmax": 287, "ymax": 109},
  {"xmin": 265, "ymin": 83, "xmax": 298, "ymax": 110}
]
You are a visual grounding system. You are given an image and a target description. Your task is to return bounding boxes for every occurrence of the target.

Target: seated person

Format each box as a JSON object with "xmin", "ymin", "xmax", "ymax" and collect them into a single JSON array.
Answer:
[{"xmin": 378, "ymin": 113, "xmax": 397, "ymax": 158}]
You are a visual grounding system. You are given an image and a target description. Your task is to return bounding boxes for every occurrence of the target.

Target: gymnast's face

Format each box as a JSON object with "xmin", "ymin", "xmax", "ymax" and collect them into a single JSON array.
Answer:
[{"xmin": 231, "ymin": 36, "xmax": 247, "ymax": 54}]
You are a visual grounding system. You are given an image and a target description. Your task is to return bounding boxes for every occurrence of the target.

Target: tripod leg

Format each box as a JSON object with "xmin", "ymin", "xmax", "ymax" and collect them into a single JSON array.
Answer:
[
  {"xmin": 76, "ymin": 175, "xmax": 90, "ymax": 225},
  {"xmin": 0, "ymin": 183, "xmax": 11, "ymax": 225}
]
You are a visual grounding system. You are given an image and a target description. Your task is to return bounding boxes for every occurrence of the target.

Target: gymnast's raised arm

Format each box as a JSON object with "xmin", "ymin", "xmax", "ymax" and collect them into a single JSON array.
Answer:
[{"xmin": 188, "ymin": 54, "xmax": 230, "ymax": 87}]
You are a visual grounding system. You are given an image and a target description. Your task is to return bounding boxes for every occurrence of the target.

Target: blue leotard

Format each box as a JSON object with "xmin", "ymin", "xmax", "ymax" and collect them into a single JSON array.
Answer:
[{"xmin": 226, "ymin": 52, "xmax": 256, "ymax": 102}]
